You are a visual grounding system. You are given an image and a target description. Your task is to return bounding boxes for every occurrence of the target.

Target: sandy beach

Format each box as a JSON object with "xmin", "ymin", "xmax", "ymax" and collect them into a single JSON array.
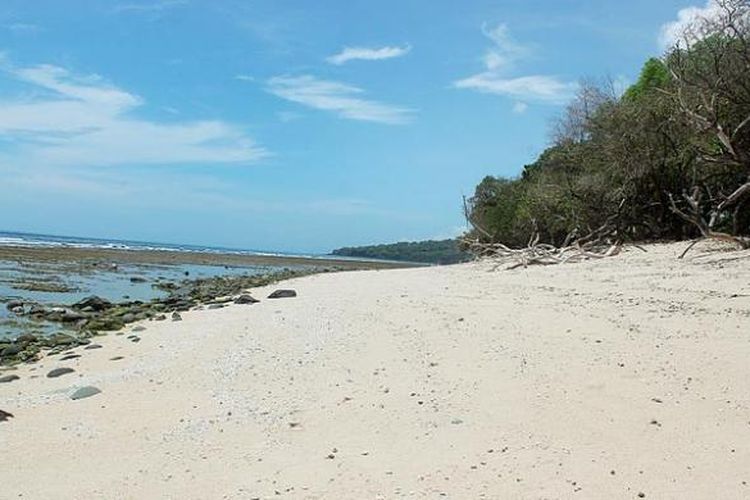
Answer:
[{"xmin": 1, "ymin": 242, "xmax": 749, "ymax": 499}]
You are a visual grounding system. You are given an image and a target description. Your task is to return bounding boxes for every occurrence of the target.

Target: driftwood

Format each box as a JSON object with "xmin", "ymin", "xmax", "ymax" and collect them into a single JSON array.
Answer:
[
  {"xmin": 667, "ymin": 188, "xmax": 750, "ymax": 258},
  {"xmin": 461, "ymin": 220, "xmax": 623, "ymax": 270}
]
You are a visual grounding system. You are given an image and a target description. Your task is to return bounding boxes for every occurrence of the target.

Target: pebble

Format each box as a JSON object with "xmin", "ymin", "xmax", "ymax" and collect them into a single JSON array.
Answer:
[
  {"xmin": 70, "ymin": 386, "xmax": 101, "ymax": 400},
  {"xmin": 84, "ymin": 344, "xmax": 103, "ymax": 350},
  {"xmin": 268, "ymin": 289, "xmax": 297, "ymax": 299},
  {"xmin": 47, "ymin": 367, "xmax": 75, "ymax": 378},
  {"xmin": 0, "ymin": 374, "xmax": 20, "ymax": 383}
]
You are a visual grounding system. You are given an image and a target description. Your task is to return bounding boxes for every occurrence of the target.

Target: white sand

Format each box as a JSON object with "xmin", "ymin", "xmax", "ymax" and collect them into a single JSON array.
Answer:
[{"xmin": 1, "ymin": 242, "xmax": 750, "ymax": 499}]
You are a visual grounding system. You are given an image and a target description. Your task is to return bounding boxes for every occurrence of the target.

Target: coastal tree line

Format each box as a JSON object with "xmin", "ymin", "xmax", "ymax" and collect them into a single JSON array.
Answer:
[{"xmin": 463, "ymin": 0, "xmax": 750, "ymax": 251}]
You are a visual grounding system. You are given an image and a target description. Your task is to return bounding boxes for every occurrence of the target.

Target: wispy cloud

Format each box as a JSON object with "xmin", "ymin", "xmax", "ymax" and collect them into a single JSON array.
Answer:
[
  {"xmin": 4, "ymin": 23, "xmax": 42, "ymax": 35},
  {"xmin": 113, "ymin": 0, "xmax": 188, "ymax": 14},
  {"xmin": 512, "ymin": 101, "xmax": 528, "ymax": 114},
  {"xmin": 326, "ymin": 45, "xmax": 411, "ymax": 65},
  {"xmin": 265, "ymin": 75, "xmax": 414, "ymax": 125},
  {"xmin": 454, "ymin": 23, "xmax": 576, "ymax": 104},
  {"xmin": 0, "ymin": 61, "xmax": 267, "ymax": 167}
]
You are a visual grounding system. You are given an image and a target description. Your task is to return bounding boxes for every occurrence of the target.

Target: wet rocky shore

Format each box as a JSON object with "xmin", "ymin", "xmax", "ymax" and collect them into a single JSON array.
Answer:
[{"xmin": 0, "ymin": 267, "xmax": 325, "ymax": 367}]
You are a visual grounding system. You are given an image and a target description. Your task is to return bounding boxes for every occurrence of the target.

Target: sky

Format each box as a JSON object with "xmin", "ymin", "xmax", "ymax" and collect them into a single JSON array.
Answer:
[{"xmin": 0, "ymin": 0, "xmax": 718, "ymax": 253}]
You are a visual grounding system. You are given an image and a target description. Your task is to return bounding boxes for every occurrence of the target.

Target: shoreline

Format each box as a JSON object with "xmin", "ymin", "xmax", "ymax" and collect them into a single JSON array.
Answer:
[
  {"xmin": 1, "ymin": 242, "xmax": 749, "ymax": 498},
  {"xmin": 0, "ymin": 244, "xmax": 418, "ymax": 270}
]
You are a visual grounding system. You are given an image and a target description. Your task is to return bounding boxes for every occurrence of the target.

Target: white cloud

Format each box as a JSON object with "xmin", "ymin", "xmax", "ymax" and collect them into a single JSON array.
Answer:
[
  {"xmin": 659, "ymin": 0, "xmax": 722, "ymax": 49},
  {"xmin": 454, "ymin": 23, "xmax": 576, "ymax": 104},
  {"xmin": 266, "ymin": 75, "xmax": 413, "ymax": 124},
  {"xmin": 0, "ymin": 61, "xmax": 267, "ymax": 167},
  {"xmin": 455, "ymin": 74, "xmax": 576, "ymax": 104},
  {"xmin": 235, "ymin": 74, "xmax": 255, "ymax": 82},
  {"xmin": 658, "ymin": 0, "xmax": 749, "ymax": 49},
  {"xmin": 326, "ymin": 45, "xmax": 411, "ymax": 65},
  {"xmin": 512, "ymin": 101, "xmax": 528, "ymax": 114}
]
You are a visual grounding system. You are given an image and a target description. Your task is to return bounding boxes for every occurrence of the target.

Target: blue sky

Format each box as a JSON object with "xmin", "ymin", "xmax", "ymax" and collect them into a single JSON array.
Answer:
[{"xmin": 0, "ymin": 0, "xmax": 713, "ymax": 253}]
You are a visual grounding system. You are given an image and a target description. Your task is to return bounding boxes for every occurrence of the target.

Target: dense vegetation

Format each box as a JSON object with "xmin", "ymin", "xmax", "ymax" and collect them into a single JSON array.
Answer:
[
  {"xmin": 464, "ymin": 0, "xmax": 750, "ymax": 250},
  {"xmin": 332, "ymin": 239, "xmax": 470, "ymax": 264}
]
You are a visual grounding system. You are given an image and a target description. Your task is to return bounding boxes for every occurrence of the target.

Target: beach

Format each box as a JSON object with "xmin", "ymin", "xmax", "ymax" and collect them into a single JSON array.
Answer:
[{"xmin": 1, "ymin": 242, "xmax": 749, "ymax": 499}]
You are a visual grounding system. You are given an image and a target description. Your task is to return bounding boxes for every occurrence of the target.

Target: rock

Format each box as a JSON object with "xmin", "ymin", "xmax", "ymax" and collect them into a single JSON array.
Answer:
[
  {"xmin": 0, "ymin": 409, "xmax": 13, "ymax": 422},
  {"xmin": 10, "ymin": 306, "xmax": 24, "ymax": 315},
  {"xmin": 1, "ymin": 344, "xmax": 22, "ymax": 357},
  {"xmin": 0, "ymin": 374, "xmax": 20, "ymax": 383},
  {"xmin": 110, "ymin": 356, "xmax": 124, "ymax": 361},
  {"xmin": 70, "ymin": 386, "xmax": 101, "ymax": 400},
  {"xmin": 61, "ymin": 310, "xmax": 87, "ymax": 322},
  {"xmin": 234, "ymin": 294, "xmax": 260, "ymax": 305},
  {"xmin": 207, "ymin": 304, "xmax": 224, "ymax": 310},
  {"xmin": 5, "ymin": 300, "xmax": 23, "ymax": 310},
  {"xmin": 129, "ymin": 277, "xmax": 147, "ymax": 283},
  {"xmin": 154, "ymin": 314, "xmax": 167, "ymax": 321},
  {"xmin": 84, "ymin": 344, "xmax": 103, "ymax": 350},
  {"xmin": 132, "ymin": 325, "xmax": 146, "ymax": 332},
  {"xmin": 129, "ymin": 336, "xmax": 141, "ymax": 343},
  {"xmin": 172, "ymin": 312, "xmax": 182, "ymax": 321},
  {"xmin": 49, "ymin": 334, "xmax": 77, "ymax": 347},
  {"xmin": 60, "ymin": 354, "xmax": 81, "ymax": 361},
  {"xmin": 268, "ymin": 289, "xmax": 297, "ymax": 299},
  {"xmin": 47, "ymin": 367, "xmax": 75, "ymax": 378},
  {"xmin": 72, "ymin": 296, "xmax": 113, "ymax": 312},
  {"xmin": 16, "ymin": 333, "xmax": 38, "ymax": 344},
  {"xmin": 121, "ymin": 313, "xmax": 136, "ymax": 323}
]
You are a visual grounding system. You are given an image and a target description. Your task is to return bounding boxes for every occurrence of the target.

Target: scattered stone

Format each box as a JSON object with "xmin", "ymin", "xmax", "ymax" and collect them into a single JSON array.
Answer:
[
  {"xmin": 451, "ymin": 418, "xmax": 464, "ymax": 425},
  {"xmin": 84, "ymin": 344, "xmax": 103, "ymax": 350},
  {"xmin": 1, "ymin": 344, "xmax": 22, "ymax": 357},
  {"xmin": 154, "ymin": 314, "xmax": 167, "ymax": 321},
  {"xmin": 59, "ymin": 354, "xmax": 81, "ymax": 361},
  {"xmin": 234, "ymin": 294, "xmax": 260, "ymax": 305},
  {"xmin": 121, "ymin": 313, "xmax": 136, "ymax": 323},
  {"xmin": 130, "ymin": 336, "xmax": 141, "ymax": 343},
  {"xmin": 651, "ymin": 398, "xmax": 663, "ymax": 403},
  {"xmin": 0, "ymin": 409, "xmax": 13, "ymax": 422},
  {"xmin": 129, "ymin": 276, "xmax": 147, "ymax": 283},
  {"xmin": 47, "ymin": 367, "xmax": 75, "ymax": 378},
  {"xmin": 172, "ymin": 312, "xmax": 182, "ymax": 321},
  {"xmin": 0, "ymin": 374, "xmax": 20, "ymax": 383},
  {"xmin": 207, "ymin": 304, "xmax": 224, "ymax": 310},
  {"xmin": 70, "ymin": 386, "xmax": 101, "ymax": 400},
  {"xmin": 72, "ymin": 296, "xmax": 113, "ymax": 312},
  {"xmin": 110, "ymin": 356, "xmax": 124, "ymax": 361},
  {"xmin": 132, "ymin": 325, "xmax": 146, "ymax": 332},
  {"xmin": 268, "ymin": 289, "xmax": 297, "ymax": 299}
]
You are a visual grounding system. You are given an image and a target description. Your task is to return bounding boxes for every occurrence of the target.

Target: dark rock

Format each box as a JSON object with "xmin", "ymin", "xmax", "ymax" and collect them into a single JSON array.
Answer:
[
  {"xmin": 132, "ymin": 326, "xmax": 146, "ymax": 332},
  {"xmin": 207, "ymin": 304, "xmax": 224, "ymax": 310},
  {"xmin": 268, "ymin": 289, "xmax": 297, "ymax": 299},
  {"xmin": 84, "ymin": 344, "xmax": 103, "ymax": 350},
  {"xmin": 16, "ymin": 333, "xmax": 38, "ymax": 344},
  {"xmin": 110, "ymin": 356, "xmax": 124, "ymax": 361},
  {"xmin": 0, "ymin": 374, "xmax": 20, "ymax": 383},
  {"xmin": 60, "ymin": 354, "xmax": 81, "ymax": 361},
  {"xmin": 0, "ymin": 409, "xmax": 13, "ymax": 422},
  {"xmin": 47, "ymin": 367, "xmax": 75, "ymax": 378},
  {"xmin": 129, "ymin": 336, "xmax": 141, "ymax": 343},
  {"xmin": 61, "ymin": 310, "xmax": 87, "ymax": 322},
  {"xmin": 49, "ymin": 334, "xmax": 77, "ymax": 347},
  {"xmin": 72, "ymin": 296, "xmax": 113, "ymax": 312},
  {"xmin": 129, "ymin": 277, "xmax": 147, "ymax": 283},
  {"xmin": 234, "ymin": 294, "xmax": 260, "ymax": 305},
  {"xmin": 154, "ymin": 314, "xmax": 167, "ymax": 321},
  {"xmin": 1, "ymin": 344, "xmax": 22, "ymax": 357},
  {"xmin": 70, "ymin": 386, "xmax": 101, "ymax": 400},
  {"xmin": 172, "ymin": 312, "xmax": 182, "ymax": 321},
  {"xmin": 6, "ymin": 300, "xmax": 23, "ymax": 310}
]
